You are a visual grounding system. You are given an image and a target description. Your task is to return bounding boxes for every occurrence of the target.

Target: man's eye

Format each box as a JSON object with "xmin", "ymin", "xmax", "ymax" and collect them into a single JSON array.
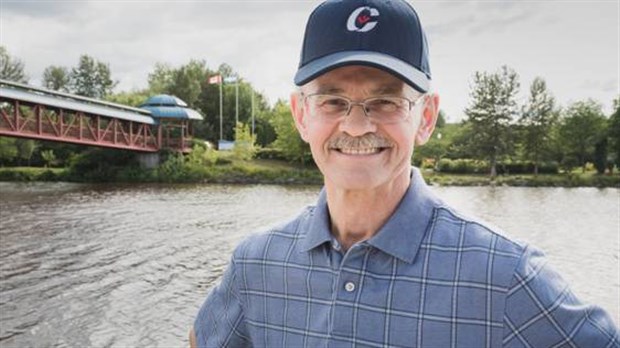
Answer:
[
  {"xmin": 322, "ymin": 98, "xmax": 348, "ymax": 107},
  {"xmin": 368, "ymin": 98, "xmax": 399, "ymax": 109}
]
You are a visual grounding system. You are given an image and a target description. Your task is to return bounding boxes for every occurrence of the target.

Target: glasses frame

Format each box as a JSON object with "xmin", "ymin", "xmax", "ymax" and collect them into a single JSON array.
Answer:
[{"xmin": 302, "ymin": 93, "xmax": 426, "ymax": 123}]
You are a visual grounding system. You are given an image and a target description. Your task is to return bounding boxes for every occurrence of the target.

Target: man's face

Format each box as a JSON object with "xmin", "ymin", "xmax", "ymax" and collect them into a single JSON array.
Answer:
[{"xmin": 291, "ymin": 65, "xmax": 438, "ymax": 191}]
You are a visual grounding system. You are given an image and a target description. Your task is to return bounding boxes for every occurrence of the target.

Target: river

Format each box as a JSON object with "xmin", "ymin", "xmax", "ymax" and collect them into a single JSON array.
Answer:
[{"xmin": 0, "ymin": 182, "xmax": 618, "ymax": 347}]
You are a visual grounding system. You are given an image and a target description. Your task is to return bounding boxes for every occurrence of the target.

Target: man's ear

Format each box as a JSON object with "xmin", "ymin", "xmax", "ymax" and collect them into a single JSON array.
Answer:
[
  {"xmin": 415, "ymin": 93, "xmax": 440, "ymax": 146},
  {"xmin": 290, "ymin": 91, "xmax": 309, "ymax": 142}
]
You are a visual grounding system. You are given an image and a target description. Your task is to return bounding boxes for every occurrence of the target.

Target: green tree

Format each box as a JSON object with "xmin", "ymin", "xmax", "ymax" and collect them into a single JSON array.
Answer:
[
  {"xmin": 0, "ymin": 137, "xmax": 18, "ymax": 165},
  {"xmin": 69, "ymin": 55, "xmax": 117, "ymax": 98},
  {"xmin": 15, "ymin": 139, "xmax": 37, "ymax": 166},
  {"xmin": 233, "ymin": 122, "xmax": 257, "ymax": 161},
  {"xmin": 520, "ymin": 77, "xmax": 558, "ymax": 175},
  {"xmin": 147, "ymin": 62, "xmax": 174, "ymax": 94},
  {"xmin": 0, "ymin": 46, "xmax": 27, "ymax": 82},
  {"xmin": 105, "ymin": 90, "xmax": 151, "ymax": 107},
  {"xmin": 608, "ymin": 98, "xmax": 620, "ymax": 170},
  {"xmin": 269, "ymin": 100, "xmax": 311, "ymax": 165},
  {"xmin": 559, "ymin": 100, "xmax": 608, "ymax": 173},
  {"xmin": 42, "ymin": 65, "xmax": 70, "ymax": 91},
  {"xmin": 41, "ymin": 149, "xmax": 57, "ymax": 168},
  {"xmin": 464, "ymin": 65, "xmax": 520, "ymax": 177}
]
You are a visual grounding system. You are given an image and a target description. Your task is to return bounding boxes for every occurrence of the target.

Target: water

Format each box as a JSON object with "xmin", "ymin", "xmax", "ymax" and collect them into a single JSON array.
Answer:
[{"xmin": 0, "ymin": 182, "xmax": 618, "ymax": 347}]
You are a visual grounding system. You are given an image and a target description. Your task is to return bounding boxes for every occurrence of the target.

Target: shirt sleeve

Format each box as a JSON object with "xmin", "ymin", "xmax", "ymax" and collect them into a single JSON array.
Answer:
[
  {"xmin": 194, "ymin": 255, "xmax": 252, "ymax": 348},
  {"xmin": 502, "ymin": 245, "xmax": 619, "ymax": 347}
]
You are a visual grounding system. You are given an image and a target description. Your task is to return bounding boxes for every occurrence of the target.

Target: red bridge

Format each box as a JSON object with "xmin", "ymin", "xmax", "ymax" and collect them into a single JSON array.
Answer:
[{"xmin": 0, "ymin": 79, "xmax": 203, "ymax": 153}]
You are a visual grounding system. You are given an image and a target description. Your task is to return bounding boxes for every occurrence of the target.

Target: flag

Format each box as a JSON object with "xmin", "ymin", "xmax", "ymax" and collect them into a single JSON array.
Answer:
[
  {"xmin": 208, "ymin": 75, "xmax": 222, "ymax": 84},
  {"xmin": 224, "ymin": 76, "xmax": 237, "ymax": 84}
]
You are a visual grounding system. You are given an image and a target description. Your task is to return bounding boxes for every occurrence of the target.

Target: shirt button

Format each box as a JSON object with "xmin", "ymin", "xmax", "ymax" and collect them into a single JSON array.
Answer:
[{"xmin": 344, "ymin": 282, "xmax": 356, "ymax": 292}]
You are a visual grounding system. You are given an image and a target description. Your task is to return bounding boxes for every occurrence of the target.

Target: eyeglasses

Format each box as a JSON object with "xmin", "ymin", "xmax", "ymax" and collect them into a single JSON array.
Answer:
[{"xmin": 302, "ymin": 93, "xmax": 425, "ymax": 124}]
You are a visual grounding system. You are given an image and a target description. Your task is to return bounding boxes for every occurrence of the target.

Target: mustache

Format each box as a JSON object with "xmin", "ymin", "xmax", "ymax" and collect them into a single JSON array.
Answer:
[{"xmin": 327, "ymin": 133, "xmax": 394, "ymax": 149}]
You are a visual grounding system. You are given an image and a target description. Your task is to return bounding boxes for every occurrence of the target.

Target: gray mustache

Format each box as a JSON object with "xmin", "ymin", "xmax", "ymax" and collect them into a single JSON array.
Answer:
[{"xmin": 328, "ymin": 134, "xmax": 394, "ymax": 149}]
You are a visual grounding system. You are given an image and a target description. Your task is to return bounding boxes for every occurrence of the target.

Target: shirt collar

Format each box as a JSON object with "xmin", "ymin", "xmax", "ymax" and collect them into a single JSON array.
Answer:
[{"xmin": 299, "ymin": 167, "xmax": 442, "ymax": 264}]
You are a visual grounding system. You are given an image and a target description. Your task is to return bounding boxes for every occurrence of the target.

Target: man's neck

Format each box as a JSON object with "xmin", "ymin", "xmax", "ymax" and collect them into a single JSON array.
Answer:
[{"xmin": 325, "ymin": 169, "xmax": 412, "ymax": 251}]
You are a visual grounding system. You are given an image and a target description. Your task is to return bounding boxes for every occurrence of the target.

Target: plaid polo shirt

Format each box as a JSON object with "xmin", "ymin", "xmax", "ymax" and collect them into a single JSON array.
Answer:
[{"xmin": 194, "ymin": 168, "xmax": 619, "ymax": 347}]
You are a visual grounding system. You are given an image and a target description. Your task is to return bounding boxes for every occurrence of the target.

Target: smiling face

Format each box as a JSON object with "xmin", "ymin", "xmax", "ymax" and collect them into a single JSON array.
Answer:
[{"xmin": 291, "ymin": 65, "xmax": 439, "ymax": 192}]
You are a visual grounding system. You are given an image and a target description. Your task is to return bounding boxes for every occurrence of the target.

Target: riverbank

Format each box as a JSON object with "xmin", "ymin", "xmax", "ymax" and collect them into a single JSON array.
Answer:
[{"xmin": 1, "ymin": 163, "xmax": 618, "ymax": 187}]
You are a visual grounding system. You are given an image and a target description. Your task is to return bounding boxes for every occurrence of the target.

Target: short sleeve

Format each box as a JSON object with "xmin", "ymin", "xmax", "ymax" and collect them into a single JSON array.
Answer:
[
  {"xmin": 194, "ymin": 256, "xmax": 251, "ymax": 348},
  {"xmin": 503, "ymin": 245, "xmax": 619, "ymax": 347}
]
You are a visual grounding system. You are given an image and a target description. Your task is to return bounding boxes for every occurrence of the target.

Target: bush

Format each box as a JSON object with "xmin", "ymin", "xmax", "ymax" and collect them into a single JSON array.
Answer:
[{"xmin": 436, "ymin": 159, "xmax": 489, "ymax": 174}]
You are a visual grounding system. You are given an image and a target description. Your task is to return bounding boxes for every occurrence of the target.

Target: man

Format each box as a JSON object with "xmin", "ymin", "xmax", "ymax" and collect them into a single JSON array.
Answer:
[{"xmin": 192, "ymin": 0, "xmax": 619, "ymax": 347}]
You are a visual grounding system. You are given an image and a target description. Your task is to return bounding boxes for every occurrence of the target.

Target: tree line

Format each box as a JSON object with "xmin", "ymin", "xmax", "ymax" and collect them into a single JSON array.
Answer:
[{"xmin": 1, "ymin": 47, "xmax": 618, "ymax": 177}]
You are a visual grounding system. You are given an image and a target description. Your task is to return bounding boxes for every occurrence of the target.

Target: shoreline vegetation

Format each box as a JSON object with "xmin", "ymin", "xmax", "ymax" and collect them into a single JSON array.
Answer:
[{"xmin": 1, "ymin": 160, "xmax": 618, "ymax": 188}]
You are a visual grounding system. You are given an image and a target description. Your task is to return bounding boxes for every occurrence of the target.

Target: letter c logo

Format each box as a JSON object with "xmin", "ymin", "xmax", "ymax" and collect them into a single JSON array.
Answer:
[{"xmin": 346, "ymin": 6, "xmax": 380, "ymax": 32}]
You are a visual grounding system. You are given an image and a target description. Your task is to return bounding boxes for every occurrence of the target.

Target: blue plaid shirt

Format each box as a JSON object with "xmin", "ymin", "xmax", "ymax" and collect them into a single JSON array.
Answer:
[{"xmin": 194, "ymin": 168, "xmax": 619, "ymax": 347}]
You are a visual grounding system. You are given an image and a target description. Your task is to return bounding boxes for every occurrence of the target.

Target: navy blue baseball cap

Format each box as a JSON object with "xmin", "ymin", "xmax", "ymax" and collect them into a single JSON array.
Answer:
[{"xmin": 294, "ymin": 0, "xmax": 431, "ymax": 93}]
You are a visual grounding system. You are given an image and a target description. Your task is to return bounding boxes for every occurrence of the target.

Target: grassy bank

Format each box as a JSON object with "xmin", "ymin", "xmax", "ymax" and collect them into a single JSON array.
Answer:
[{"xmin": 1, "ymin": 163, "xmax": 619, "ymax": 187}]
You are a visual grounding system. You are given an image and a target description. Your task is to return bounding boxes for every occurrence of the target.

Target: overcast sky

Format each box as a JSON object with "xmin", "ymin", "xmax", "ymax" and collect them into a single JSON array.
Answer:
[{"xmin": 1, "ymin": 0, "xmax": 618, "ymax": 121}]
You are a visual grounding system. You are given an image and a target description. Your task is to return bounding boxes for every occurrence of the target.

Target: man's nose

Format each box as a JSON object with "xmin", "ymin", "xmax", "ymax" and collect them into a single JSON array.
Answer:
[{"xmin": 339, "ymin": 103, "xmax": 376, "ymax": 137}]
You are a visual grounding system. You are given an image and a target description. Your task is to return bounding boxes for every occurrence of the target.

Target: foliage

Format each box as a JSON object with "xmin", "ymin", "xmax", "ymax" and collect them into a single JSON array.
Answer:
[
  {"xmin": 269, "ymin": 100, "xmax": 312, "ymax": 165},
  {"xmin": 40, "ymin": 149, "xmax": 57, "ymax": 168},
  {"xmin": 0, "ymin": 46, "xmax": 27, "ymax": 83},
  {"xmin": 608, "ymin": 98, "xmax": 620, "ymax": 168},
  {"xmin": 233, "ymin": 122, "xmax": 257, "ymax": 161},
  {"xmin": 593, "ymin": 138, "xmax": 608, "ymax": 174},
  {"xmin": 519, "ymin": 77, "xmax": 558, "ymax": 175},
  {"xmin": 42, "ymin": 65, "xmax": 70, "ymax": 91},
  {"xmin": 436, "ymin": 158, "xmax": 489, "ymax": 174},
  {"xmin": 69, "ymin": 55, "xmax": 117, "ymax": 98},
  {"xmin": 0, "ymin": 137, "xmax": 18, "ymax": 165},
  {"xmin": 67, "ymin": 148, "xmax": 137, "ymax": 181},
  {"xmin": 15, "ymin": 139, "xmax": 37, "ymax": 166},
  {"xmin": 464, "ymin": 65, "xmax": 520, "ymax": 177},
  {"xmin": 105, "ymin": 90, "xmax": 151, "ymax": 107},
  {"xmin": 558, "ymin": 99, "xmax": 608, "ymax": 173}
]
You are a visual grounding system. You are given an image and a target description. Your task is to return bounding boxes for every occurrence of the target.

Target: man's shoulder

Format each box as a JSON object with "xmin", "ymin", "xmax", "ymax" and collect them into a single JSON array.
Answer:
[
  {"xmin": 431, "ymin": 203, "xmax": 526, "ymax": 260},
  {"xmin": 232, "ymin": 205, "xmax": 314, "ymax": 261}
]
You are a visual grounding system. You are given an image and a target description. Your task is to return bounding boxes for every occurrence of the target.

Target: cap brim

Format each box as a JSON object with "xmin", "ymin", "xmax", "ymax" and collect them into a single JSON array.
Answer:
[{"xmin": 294, "ymin": 50, "xmax": 430, "ymax": 93}]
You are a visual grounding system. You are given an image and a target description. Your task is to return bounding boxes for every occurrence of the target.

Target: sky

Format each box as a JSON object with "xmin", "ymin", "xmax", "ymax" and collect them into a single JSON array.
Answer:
[{"xmin": 1, "ymin": 0, "xmax": 618, "ymax": 122}]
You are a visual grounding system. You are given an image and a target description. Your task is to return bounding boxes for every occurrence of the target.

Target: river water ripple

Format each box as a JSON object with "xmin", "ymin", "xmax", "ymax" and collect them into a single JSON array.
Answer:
[{"xmin": 0, "ymin": 182, "xmax": 618, "ymax": 347}]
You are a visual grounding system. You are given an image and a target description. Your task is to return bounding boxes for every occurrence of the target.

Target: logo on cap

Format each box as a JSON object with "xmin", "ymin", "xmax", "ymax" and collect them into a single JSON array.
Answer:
[{"xmin": 346, "ymin": 6, "xmax": 379, "ymax": 32}]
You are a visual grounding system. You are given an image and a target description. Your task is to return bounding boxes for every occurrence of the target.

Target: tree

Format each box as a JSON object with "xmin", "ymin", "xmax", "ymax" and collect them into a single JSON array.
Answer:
[
  {"xmin": 15, "ymin": 139, "xmax": 37, "ymax": 166},
  {"xmin": 608, "ymin": 98, "xmax": 620, "ymax": 170},
  {"xmin": 0, "ymin": 46, "xmax": 27, "ymax": 83},
  {"xmin": 559, "ymin": 100, "xmax": 608, "ymax": 173},
  {"xmin": 41, "ymin": 149, "xmax": 57, "ymax": 168},
  {"xmin": 269, "ymin": 100, "xmax": 311, "ymax": 165},
  {"xmin": 464, "ymin": 65, "xmax": 520, "ymax": 177},
  {"xmin": 520, "ymin": 77, "xmax": 558, "ymax": 175},
  {"xmin": 147, "ymin": 62, "xmax": 174, "ymax": 94},
  {"xmin": 233, "ymin": 122, "xmax": 257, "ymax": 161},
  {"xmin": 0, "ymin": 137, "xmax": 18, "ymax": 165},
  {"xmin": 42, "ymin": 65, "xmax": 70, "ymax": 91},
  {"xmin": 69, "ymin": 55, "xmax": 117, "ymax": 98}
]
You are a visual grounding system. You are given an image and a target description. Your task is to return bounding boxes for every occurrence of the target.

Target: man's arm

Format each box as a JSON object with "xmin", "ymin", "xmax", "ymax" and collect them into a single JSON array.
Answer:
[
  {"xmin": 189, "ymin": 328, "xmax": 197, "ymax": 348},
  {"xmin": 503, "ymin": 246, "xmax": 619, "ymax": 347},
  {"xmin": 193, "ymin": 255, "xmax": 251, "ymax": 347}
]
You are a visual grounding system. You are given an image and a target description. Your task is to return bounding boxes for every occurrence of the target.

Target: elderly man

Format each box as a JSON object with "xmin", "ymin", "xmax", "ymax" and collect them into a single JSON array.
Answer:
[{"xmin": 191, "ymin": 0, "xmax": 619, "ymax": 347}]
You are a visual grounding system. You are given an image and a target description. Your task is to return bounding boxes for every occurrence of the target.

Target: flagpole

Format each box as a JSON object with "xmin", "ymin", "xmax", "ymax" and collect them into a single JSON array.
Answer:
[
  {"xmin": 235, "ymin": 78, "xmax": 239, "ymax": 126},
  {"xmin": 251, "ymin": 89, "xmax": 255, "ymax": 136},
  {"xmin": 219, "ymin": 76, "xmax": 223, "ymax": 141}
]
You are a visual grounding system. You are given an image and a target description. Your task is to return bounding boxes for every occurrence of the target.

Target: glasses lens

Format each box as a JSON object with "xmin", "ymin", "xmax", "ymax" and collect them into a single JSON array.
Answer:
[
  {"xmin": 306, "ymin": 95, "xmax": 349, "ymax": 119},
  {"xmin": 365, "ymin": 97, "xmax": 409, "ymax": 123}
]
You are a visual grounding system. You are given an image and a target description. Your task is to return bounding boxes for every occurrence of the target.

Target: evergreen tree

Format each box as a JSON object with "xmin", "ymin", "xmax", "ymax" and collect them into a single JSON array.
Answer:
[
  {"xmin": 464, "ymin": 66, "xmax": 520, "ymax": 177},
  {"xmin": 42, "ymin": 65, "xmax": 70, "ymax": 91},
  {"xmin": 520, "ymin": 77, "xmax": 557, "ymax": 175},
  {"xmin": 69, "ymin": 55, "xmax": 117, "ymax": 98}
]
